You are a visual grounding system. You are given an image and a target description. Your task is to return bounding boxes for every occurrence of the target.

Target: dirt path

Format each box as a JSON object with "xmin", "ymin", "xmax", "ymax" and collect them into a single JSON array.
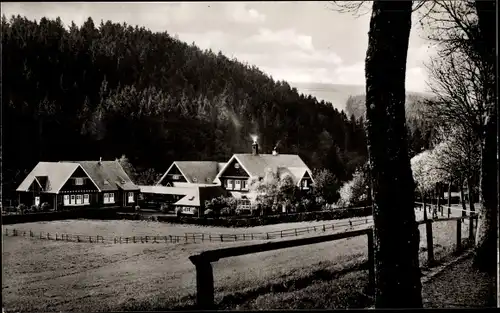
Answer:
[{"xmin": 422, "ymin": 254, "xmax": 496, "ymax": 308}]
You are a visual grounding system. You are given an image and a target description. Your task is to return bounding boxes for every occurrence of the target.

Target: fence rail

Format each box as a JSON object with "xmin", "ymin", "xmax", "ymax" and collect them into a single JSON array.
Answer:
[
  {"xmin": 2, "ymin": 216, "xmax": 374, "ymax": 244},
  {"xmin": 188, "ymin": 228, "xmax": 374, "ymax": 309},
  {"xmin": 188, "ymin": 214, "xmax": 479, "ymax": 309}
]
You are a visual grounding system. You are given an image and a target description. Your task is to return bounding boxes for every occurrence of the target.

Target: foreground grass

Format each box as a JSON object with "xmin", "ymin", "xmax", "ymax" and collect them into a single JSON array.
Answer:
[{"xmin": 2, "ymin": 215, "xmax": 474, "ymax": 311}]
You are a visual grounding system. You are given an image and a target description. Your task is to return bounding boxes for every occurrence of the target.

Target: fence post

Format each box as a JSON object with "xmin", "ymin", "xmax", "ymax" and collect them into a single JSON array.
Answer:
[
  {"xmin": 133, "ymin": 236, "xmax": 136, "ymax": 243},
  {"xmin": 367, "ymin": 229, "xmax": 375, "ymax": 295},
  {"xmin": 468, "ymin": 215, "xmax": 474, "ymax": 242},
  {"xmin": 185, "ymin": 234, "xmax": 188, "ymax": 243},
  {"xmin": 77, "ymin": 235, "xmax": 80, "ymax": 242},
  {"xmin": 56, "ymin": 234, "xmax": 58, "ymax": 240},
  {"xmin": 266, "ymin": 233, "xmax": 269, "ymax": 240},
  {"xmin": 202, "ymin": 234, "xmax": 205, "ymax": 242},
  {"xmin": 323, "ymin": 225, "xmax": 326, "ymax": 232},
  {"xmin": 126, "ymin": 237, "xmax": 129, "ymax": 244},
  {"xmin": 208, "ymin": 234, "xmax": 211, "ymax": 242},
  {"xmin": 280, "ymin": 231, "xmax": 283, "ymax": 238},
  {"xmin": 456, "ymin": 219, "xmax": 462, "ymax": 252},
  {"xmin": 220, "ymin": 235, "xmax": 223, "ymax": 242},
  {"xmin": 89, "ymin": 236, "xmax": 92, "ymax": 243},
  {"xmin": 448, "ymin": 206, "xmax": 451, "ymax": 218},
  {"xmin": 114, "ymin": 238, "xmax": 117, "ymax": 244},
  {"xmin": 295, "ymin": 229, "xmax": 298, "ymax": 236},
  {"xmin": 251, "ymin": 233, "xmax": 254, "ymax": 240},
  {"xmin": 189, "ymin": 256, "xmax": 215, "ymax": 309},
  {"xmin": 425, "ymin": 220, "xmax": 434, "ymax": 265}
]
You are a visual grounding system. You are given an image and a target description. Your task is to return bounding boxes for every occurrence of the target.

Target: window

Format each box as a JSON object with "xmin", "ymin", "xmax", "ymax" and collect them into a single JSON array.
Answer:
[
  {"xmin": 76, "ymin": 195, "xmax": 83, "ymax": 205},
  {"xmin": 302, "ymin": 180, "xmax": 309, "ymax": 190},
  {"xmin": 103, "ymin": 193, "xmax": 109, "ymax": 204},
  {"xmin": 128, "ymin": 192, "xmax": 134, "ymax": 203},
  {"xmin": 70, "ymin": 195, "xmax": 75, "ymax": 205},
  {"xmin": 84, "ymin": 194, "xmax": 90, "ymax": 204},
  {"xmin": 234, "ymin": 180, "xmax": 241, "ymax": 190},
  {"xmin": 109, "ymin": 193, "xmax": 115, "ymax": 203},
  {"xmin": 241, "ymin": 180, "xmax": 247, "ymax": 190},
  {"xmin": 75, "ymin": 178, "xmax": 84, "ymax": 185},
  {"xmin": 64, "ymin": 195, "xmax": 70, "ymax": 205},
  {"xmin": 234, "ymin": 163, "xmax": 240, "ymax": 169},
  {"xmin": 223, "ymin": 179, "xmax": 228, "ymax": 188},
  {"xmin": 34, "ymin": 196, "xmax": 40, "ymax": 206},
  {"xmin": 227, "ymin": 179, "xmax": 233, "ymax": 190},
  {"xmin": 172, "ymin": 174, "xmax": 180, "ymax": 180}
]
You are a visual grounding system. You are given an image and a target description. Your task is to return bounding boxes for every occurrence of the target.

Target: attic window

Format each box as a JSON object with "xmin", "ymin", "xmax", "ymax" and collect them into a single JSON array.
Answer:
[
  {"xmin": 172, "ymin": 175, "xmax": 180, "ymax": 180},
  {"xmin": 234, "ymin": 163, "xmax": 240, "ymax": 169},
  {"xmin": 193, "ymin": 177, "xmax": 198, "ymax": 182},
  {"xmin": 104, "ymin": 180, "xmax": 110, "ymax": 185},
  {"xmin": 206, "ymin": 178, "xmax": 211, "ymax": 183}
]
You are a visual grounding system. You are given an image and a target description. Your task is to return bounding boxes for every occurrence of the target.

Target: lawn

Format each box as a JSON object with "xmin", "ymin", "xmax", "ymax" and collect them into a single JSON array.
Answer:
[{"xmin": 2, "ymin": 211, "xmax": 474, "ymax": 311}]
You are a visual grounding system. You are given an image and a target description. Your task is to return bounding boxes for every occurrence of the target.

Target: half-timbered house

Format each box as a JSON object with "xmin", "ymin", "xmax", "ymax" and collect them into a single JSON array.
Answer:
[{"xmin": 16, "ymin": 159, "xmax": 140, "ymax": 210}]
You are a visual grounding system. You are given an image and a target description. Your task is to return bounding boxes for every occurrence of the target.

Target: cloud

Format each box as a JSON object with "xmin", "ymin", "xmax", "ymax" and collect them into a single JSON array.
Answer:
[
  {"xmin": 226, "ymin": 3, "xmax": 266, "ymax": 24},
  {"xmin": 245, "ymin": 28, "xmax": 314, "ymax": 52},
  {"xmin": 176, "ymin": 31, "xmax": 231, "ymax": 51}
]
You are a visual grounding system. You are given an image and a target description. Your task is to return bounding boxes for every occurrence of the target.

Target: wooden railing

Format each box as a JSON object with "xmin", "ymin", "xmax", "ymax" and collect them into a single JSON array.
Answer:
[
  {"xmin": 188, "ymin": 228, "xmax": 374, "ymax": 309},
  {"xmin": 417, "ymin": 214, "xmax": 478, "ymax": 265},
  {"xmin": 188, "ymin": 214, "xmax": 479, "ymax": 309}
]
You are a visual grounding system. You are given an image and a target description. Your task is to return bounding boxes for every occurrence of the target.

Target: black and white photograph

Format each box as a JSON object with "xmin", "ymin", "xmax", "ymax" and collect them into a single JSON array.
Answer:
[{"xmin": 1, "ymin": 1, "xmax": 498, "ymax": 311}]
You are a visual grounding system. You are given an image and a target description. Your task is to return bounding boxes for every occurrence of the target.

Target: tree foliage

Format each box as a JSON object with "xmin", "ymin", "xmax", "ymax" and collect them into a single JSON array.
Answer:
[{"xmin": 2, "ymin": 15, "xmax": 369, "ymax": 202}]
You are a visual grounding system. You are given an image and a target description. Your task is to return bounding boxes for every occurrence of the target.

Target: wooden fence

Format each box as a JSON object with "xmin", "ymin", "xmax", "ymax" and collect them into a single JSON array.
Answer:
[
  {"xmin": 188, "ymin": 228, "xmax": 374, "ymax": 309},
  {"xmin": 2, "ymin": 216, "xmax": 374, "ymax": 244},
  {"xmin": 188, "ymin": 214, "xmax": 479, "ymax": 309}
]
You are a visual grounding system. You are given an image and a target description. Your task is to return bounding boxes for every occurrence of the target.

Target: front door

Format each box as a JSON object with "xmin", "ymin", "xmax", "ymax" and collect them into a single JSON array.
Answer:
[{"xmin": 34, "ymin": 196, "xmax": 40, "ymax": 206}]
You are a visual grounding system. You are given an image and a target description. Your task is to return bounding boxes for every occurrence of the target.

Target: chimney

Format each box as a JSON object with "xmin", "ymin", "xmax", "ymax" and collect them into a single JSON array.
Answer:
[
  {"xmin": 98, "ymin": 157, "xmax": 102, "ymax": 165},
  {"xmin": 272, "ymin": 148, "xmax": 278, "ymax": 156},
  {"xmin": 252, "ymin": 141, "xmax": 259, "ymax": 156}
]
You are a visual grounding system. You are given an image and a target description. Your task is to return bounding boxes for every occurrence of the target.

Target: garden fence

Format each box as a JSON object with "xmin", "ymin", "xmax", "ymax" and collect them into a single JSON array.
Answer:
[{"xmin": 2, "ymin": 215, "xmax": 374, "ymax": 244}]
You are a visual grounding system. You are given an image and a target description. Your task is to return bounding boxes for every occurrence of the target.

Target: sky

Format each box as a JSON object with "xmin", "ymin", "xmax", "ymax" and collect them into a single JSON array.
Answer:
[{"xmin": 2, "ymin": 2, "xmax": 437, "ymax": 94}]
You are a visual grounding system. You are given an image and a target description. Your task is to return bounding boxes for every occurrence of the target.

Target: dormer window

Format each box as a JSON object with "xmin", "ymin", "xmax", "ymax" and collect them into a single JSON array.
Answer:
[{"xmin": 104, "ymin": 180, "xmax": 110, "ymax": 185}]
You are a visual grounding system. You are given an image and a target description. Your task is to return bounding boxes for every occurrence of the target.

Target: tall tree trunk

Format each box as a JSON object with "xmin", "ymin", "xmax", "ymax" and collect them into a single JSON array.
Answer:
[
  {"xmin": 460, "ymin": 181, "xmax": 467, "ymax": 217},
  {"xmin": 473, "ymin": 0, "xmax": 498, "ymax": 274},
  {"xmin": 467, "ymin": 177, "xmax": 476, "ymax": 213},
  {"xmin": 447, "ymin": 181, "xmax": 452, "ymax": 217},
  {"xmin": 364, "ymin": 1, "xmax": 422, "ymax": 308},
  {"xmin": 422, "ymin": 190, "xmax": 427, "ymax": 221}
]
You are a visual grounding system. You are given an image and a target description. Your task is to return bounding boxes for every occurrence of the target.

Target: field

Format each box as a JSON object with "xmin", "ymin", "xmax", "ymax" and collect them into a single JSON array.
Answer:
[{"xmin": 2, "ymin": 210, "xmax": 474, "ymax": 311}]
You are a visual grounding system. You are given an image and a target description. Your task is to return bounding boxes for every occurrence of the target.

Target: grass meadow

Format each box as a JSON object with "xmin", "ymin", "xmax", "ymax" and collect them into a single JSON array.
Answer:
[{"xmin": 2, "ymin": 209, "xmax": 474, "ymax": 311}]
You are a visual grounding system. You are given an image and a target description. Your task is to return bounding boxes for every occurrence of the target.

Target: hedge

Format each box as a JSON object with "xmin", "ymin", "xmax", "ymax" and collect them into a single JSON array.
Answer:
[{"xmin": 115, "ymin": 206, "xmax": 372, "ymax": 228}]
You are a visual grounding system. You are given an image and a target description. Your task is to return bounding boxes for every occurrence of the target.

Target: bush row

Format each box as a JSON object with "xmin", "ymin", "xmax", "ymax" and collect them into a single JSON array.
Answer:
[
  {"xmin": 116, "ymin": 206, "xmax": 372, "ymax": 228},
  {"xmin": 2, "ymin": 207, "xmax": 132, "ymax": 225}
]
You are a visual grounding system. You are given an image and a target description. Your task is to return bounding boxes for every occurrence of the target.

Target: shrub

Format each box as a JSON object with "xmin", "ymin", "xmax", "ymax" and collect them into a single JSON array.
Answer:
[
  {"xmin": 192, "ymin": 208, "xmax": 199, "ymax": 217},
  {"xmin": 235, "ymin": 206, "xmax": 251, "ymax": 216},
  {"xmin": 134, "ymin": 205, "xmax": 141, "ymax": 212},
  {"xmin": 17, "ymin": 203, "xmax": 27, "ymax": 214},
  {"xmin": 204, "ymin": 209, "xmax": 214, "ymax": 217},
  {"xmin": 40, "ymin": 202, "xmax": 51, "ymax": 212},
  {"xmin": 220, "ymin": 207, "xmax": 233, "ymax": 216},
  {"xmin": 30, "ymin": 204, "xmax": 39, "ymax": 212}
]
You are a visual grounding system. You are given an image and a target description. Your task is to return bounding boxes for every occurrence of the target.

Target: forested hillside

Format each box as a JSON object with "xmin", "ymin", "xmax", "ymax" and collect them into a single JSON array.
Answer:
[
  {"xmin": 2, "ymin": 15, "xmax": 369, "ymax": 202},
  {"xmin": 344, "ymin": 93, "xmax": 436, "ymax": 156}
]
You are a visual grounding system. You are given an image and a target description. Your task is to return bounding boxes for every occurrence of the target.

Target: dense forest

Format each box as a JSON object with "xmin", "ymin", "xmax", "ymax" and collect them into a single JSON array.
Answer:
[{"xmin": 1, "ymin": 15, "xmax": 432, "ymax": 203}]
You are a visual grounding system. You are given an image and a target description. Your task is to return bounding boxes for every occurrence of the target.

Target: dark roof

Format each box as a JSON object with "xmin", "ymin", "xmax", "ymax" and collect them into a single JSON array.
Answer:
[
  {"xmin": 171, "ymin": 161, "xmax": 220, "ymax": 184},
  {"xmin": 216, "ymin": 153, "xmax": 313, "ymax": 186},
  {"xmin": 17, "ymin": 160, "xmax": 139, "ymax": 193},
  {"xmin": 69, "ymin": 161, "xmax": 139, "ymax": 191}
]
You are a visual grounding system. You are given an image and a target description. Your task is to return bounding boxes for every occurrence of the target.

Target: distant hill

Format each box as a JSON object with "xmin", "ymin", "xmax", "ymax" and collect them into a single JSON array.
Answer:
[
  {"xmin": 289, "ymin": 83, "xmax": 366, "ymax": 111},
  {"xmin": 290, "ymin": 82, "xmax": 431, "ymax": 120},
  {"xmin": 344, "ymin": 92, "xmax": 432, "ymax": 121}
]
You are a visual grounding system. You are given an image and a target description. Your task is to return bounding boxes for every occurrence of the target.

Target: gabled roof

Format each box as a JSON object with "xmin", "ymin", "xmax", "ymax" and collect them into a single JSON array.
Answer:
[
  {"xmin": 17, "ymin": 160, "xmax": 139, "ymax": 194},
  {"xmin": 157, "ymin": 161, "xmax": 220, "ymax": 185},
  {"xmin": 215, "ymin": 153, "xmax": 314, "ymax": 185},
  {"xmin": 68, "ymin": 161, "xmax": 139, "ymax": 191},
  {"xmin": 139, "ymin": 184, "xmax": 229, "ymax": 208},
  {"xmin": 16, "ymin": 162, "xmax": 80, "ymax": 193}
]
